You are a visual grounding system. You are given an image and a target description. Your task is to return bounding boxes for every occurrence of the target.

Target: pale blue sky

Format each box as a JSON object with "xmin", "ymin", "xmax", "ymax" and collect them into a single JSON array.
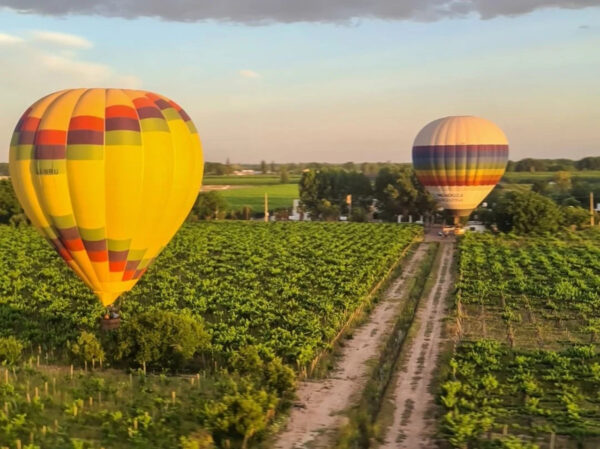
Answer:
[{"xmin": 0, "ymin": 5, "xmax": 599, "ymax": 163}]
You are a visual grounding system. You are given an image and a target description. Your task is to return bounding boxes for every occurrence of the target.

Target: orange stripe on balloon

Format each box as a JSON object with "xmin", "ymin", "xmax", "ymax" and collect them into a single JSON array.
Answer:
[
  {"xmin": 109, "ymin": 261, "xmax": 127, "ymax": 272},
  {"xmin": 63, "ymin": 238, "xmax": 85, "ymax": 252},
  {"xmin": 122, "ymin": 270, "xmax": 135, "ymax": 281},
  {"xmin": 88, "ymin": 250, "xmax": 109, "ymax": 262},
  {"xmin": 69, "ymin": 116, "xmax": 104, "ymax": 131},
  {"xmin": 35, "ymin": 130, "xmax": 66, "ymax": 145},
  {"xmin": 105, "ymin": 105, "xmax": 138, "ymax": 119},
  {"xmin": 132, "ymin": 97, "xmax": 155, "ymax": 109}
]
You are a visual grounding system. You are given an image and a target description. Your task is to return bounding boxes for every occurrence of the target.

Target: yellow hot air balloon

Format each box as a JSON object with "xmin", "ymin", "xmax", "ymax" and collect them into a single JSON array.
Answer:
[
  {"xmin": 412, "ymin": 116, "xmax": 509, "ymax": 225},
  {"xmin": 9, "ymin": 88, "xmax": 203, "ymax": 307}
]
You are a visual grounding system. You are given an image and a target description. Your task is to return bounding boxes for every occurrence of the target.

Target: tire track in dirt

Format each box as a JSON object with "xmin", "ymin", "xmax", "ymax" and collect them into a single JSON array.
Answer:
[
  {"xmin": 274, "ymin": 244, "xmax": 429, "ymax": 449},
  {"xmin": 380, "ymin": 241, "xmax": 454, "ymax": 449}
]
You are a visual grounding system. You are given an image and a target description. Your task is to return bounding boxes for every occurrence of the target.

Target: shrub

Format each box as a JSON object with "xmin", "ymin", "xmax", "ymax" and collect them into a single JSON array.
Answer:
[
  {"xmin": 0, "ymin": 336, "xmax": 24, "ymax": 365},
  {"xmin": 70, "ymin": 331, "xmax": 105, "ymax": 364},
  {"xmin": 115, "ymin": 312, "xmax": 210, "ymax": 370}
]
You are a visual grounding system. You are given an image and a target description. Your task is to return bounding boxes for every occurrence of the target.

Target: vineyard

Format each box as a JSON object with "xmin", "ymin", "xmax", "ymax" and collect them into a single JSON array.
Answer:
[
  {"xmin": 0, "ymin": 222, "xmax": 421, "ymax": 448},
  {"xmin": 440, "ymin": 229, "xmax": 600, "ymax": 448}
]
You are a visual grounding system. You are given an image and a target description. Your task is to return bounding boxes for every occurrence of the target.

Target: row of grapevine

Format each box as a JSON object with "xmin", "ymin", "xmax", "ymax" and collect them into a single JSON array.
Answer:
[
  {"xmin": 0, "ymin": 221, "xmax": 422, "ymax": 448},
  {"xmin": 440, "ymin": 229, "xmax": 600, "ymax": 448}
]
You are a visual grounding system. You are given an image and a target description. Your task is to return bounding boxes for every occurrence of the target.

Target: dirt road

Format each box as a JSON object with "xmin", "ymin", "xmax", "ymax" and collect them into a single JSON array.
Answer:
[
  {"xmin": 380, "ymin": 241, "xmax": 454, "ymax": 449},
  {"xmin": 274, "ymin": 244, "xmax": 428, "ymax": 449}
]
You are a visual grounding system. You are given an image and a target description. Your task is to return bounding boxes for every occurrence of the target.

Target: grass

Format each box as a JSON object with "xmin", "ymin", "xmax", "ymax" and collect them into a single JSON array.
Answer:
[
  {"xmin": 219, "ymin": 183, "xmax": 299, "ymax": 212},
  {"xmin": 203, "ymin": 175, "xmax": 300, "ymax": 185}
]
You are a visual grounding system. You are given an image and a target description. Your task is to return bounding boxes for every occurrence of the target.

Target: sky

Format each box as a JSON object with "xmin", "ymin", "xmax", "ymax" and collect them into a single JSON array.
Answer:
[{"xmin": 0, "ymin": 1, "xmax": 599, "ymax": 164}]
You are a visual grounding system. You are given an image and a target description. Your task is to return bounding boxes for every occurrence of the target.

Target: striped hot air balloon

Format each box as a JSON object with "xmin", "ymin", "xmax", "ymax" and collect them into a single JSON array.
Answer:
[
  {"xmin": 412, "ymin": 116, "xmax": 508, "ymax": 223},
  {"xmin": 9, "ymin": 88, "xmax": 203, "ymax": 307}
]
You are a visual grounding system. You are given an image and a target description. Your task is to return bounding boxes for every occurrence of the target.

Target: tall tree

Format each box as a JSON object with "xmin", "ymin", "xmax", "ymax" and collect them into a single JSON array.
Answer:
[
  {"xmin": 489, "ymin": 190, "xmax": 562, "ymax": 234},
  {"xmin": 374, "ymin": 167, "xmax": 435, "ymax": 221},
  {"xmin": 279, "ymin": 166, "xmax": 289, "ymax": 184},
  {"xmin": 298, "ymin": 168, "xmax": 373, "ymax": 219},
  {"xmin": 260, "ymin": 160, "xmax": 267, "ymax": 174},
  {"xmin": 191, "ymin": 191, "xmax": 228, "ymax": 220}
]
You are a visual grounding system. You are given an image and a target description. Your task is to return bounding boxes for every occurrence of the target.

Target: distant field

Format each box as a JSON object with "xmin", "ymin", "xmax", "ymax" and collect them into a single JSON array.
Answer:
[
  {"xmin": 219, "ymin": 183, "xmax": 299, "ymax": 212},
  {"xmin": 203, "ymin": 174, "xmax": 301, "ymax": 185},
  {"xmin": 497, "ymin": 182, "xmax": 532, "ymax": 192},
  {"xmin": 503, "ymin": 170, "xmax": 600, "ymax": 183}
]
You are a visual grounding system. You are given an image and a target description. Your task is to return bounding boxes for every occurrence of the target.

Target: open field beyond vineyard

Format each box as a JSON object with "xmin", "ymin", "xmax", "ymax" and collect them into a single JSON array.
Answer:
[
  {"xmin": 0, "ymin": 222, "xmax": 421, "ymax": 449},
  {"xmin": 218, "ymin": 184, "xmax": 299, "ymax": 212},
  {"xmin": 440, "ymin": 229, "xmax": 600, "ymax": 449}
]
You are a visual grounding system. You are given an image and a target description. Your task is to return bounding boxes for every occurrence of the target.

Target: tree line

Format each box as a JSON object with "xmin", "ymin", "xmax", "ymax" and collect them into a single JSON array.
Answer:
[
  {"xmin": 298, "ymin": 166, "xmax": 436, "ymax": 222},
  {"xmin": 201, "ymin": 156, "xmax": 600, "ymax": 177},
  {"xmin": 506, "ymin": 156, "xmax": 600, "ymax": 172}
]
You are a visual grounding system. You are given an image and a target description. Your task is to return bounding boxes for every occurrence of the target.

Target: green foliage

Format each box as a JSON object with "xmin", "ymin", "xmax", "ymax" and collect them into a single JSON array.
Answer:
[
  {"xmin": 0, "ymin": 179, "xmax": 23, "ymax": 225},
  {"xmin": 349, "ymin": 206, "xmax": 368, "ymax": 222},
  {"xmin": 443, "ymin": 230, "xmax": 600, "ymax": 447},
  {"xmin": 202, "ymin": 378, "xmax": 278, "ymax": 446},
  {"xmin": 299, "ymin": 168, "xmax": 373, "ymax": 219},
  {"xmin": 116, "ymin": 311, "xmax": 210, "ymax": 369},
  {"xmin": 561, "ymin": 205, "xmax": 591, "ymax": 229},
  {"xmin": 191, "ymin": 191, "xmax": 228, "ymax": 220},
  {"xmin": 0, "ymin": 336, "xmax": 23, "ymax": 365},
  {"xmin": 374, "ymin": 166, "xmax": 435, "ymax": 221},
  {"xmin": 490, "ymin": 190, "xmax": 563, "ymax": 234},
  {"xmin": 279, "ymin": 166, "xmax": 289, "ymax": 184},
  {"xmin": 180, "ymin": 431, "xmax": 215, "ymax": 449},
  {"xmin": 69, "ymin": 331, "xmax": 104, "ymax": 364},
  {"xmin": 239, "ymin": 205, "xmax": 253, "ymax": 220},
  {"xmin": 0, "ymin": 221, "xmax": 420, "ymax": 447}
]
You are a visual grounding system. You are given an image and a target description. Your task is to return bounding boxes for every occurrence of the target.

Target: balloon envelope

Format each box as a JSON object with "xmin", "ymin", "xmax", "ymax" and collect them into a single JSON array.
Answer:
[
  {"xmin": 412, "ymin": 115, "xmax": 508, "ymax": 218},
  {"xmin": 9, "ymin": 88, "xmax": 204, "ymax": 306}
]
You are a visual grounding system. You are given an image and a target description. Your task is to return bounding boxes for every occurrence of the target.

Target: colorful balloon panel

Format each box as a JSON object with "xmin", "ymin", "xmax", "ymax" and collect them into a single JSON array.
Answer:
[
  {"xmin": 412, "ymin": 116, "xmax": 508, "ymax": 216},
  {"xmin": 9, "ymin": 88, "xmax": 204, "ymax": 306}
]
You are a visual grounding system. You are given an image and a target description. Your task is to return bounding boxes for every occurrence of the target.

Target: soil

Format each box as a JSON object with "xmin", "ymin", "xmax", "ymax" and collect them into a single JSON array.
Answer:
[
  {"xmin": 379, "ymin": 241, "xmax": 455, "ymax": 449},
  {"xmin": 273, "ymin": 244, "xmax": 429, "ymax": 449}
]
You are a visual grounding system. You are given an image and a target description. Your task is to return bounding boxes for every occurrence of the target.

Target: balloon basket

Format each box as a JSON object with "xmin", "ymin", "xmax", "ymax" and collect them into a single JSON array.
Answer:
[{"xmin": 101, "ymin": 317, "xmax": 121, "ymax": 331}]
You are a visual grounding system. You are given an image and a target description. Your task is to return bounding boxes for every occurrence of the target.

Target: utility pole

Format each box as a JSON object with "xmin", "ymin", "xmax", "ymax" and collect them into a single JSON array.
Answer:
[
  {"xmin": 591, "ymin": 192, "xmax": 595, "ymax": 227},
  {"xmin": 264, "ymin": 192, "xmax": 269, "ymax": 223}
]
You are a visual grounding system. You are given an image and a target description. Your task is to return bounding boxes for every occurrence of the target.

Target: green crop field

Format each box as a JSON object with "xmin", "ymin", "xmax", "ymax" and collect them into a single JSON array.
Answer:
[
  {"xmin": 502, "ymin": 171, "xmax": 600, "ymax": 183},
  {"xmin": 219, "ymin": 183, "xmax": 299, "ymax": 212},
  {"xmin": 0, "ymin": 222, "xmax": 421, "ymax": 449},
  {"xmin": 439, "ymin": 230, "xmax": 600, "ymax": 448},
  {"xmin": 203, "ymin": 175, "xmax": 301, "ymax": 186}
]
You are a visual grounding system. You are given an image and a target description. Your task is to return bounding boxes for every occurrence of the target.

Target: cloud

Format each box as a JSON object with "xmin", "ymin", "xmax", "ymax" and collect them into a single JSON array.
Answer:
[
  {"xmin": 0, "ymin": 30, "xmax": 140, "ymax": 161},
  {"xmin": 1, "ymin": 0, "xmax": 599, "ymax": 23},
  {"xmin": 0, "ymin": 32, "xmax": 23, "ymax": 44},
  {"xmin": 31, "ymin": 30, "xmax": 93, "ymax": 49},
  {"xmin": 239, "ymin": 69, "xmax": 261, "ymax": 79}
]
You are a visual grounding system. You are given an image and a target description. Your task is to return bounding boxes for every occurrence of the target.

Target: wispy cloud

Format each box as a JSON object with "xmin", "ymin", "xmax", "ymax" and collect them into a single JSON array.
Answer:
[
  {"xmin": 31, "ymin": 30, "xmax": 93, "ymax": 49},
  {"xmin": 1, "ymin": 0, "xmax": 599, "ymax": 23},
  {"xmin": 0, "ymin": 29, "xmax": 140, "ymax": 161},
  {"xmin": 239, "ymin": 69, "xmax": 261, "ymax": 79},
  {"xmin": 0, "ymin": 32, "xmax": 23, "ymax": 44}
]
